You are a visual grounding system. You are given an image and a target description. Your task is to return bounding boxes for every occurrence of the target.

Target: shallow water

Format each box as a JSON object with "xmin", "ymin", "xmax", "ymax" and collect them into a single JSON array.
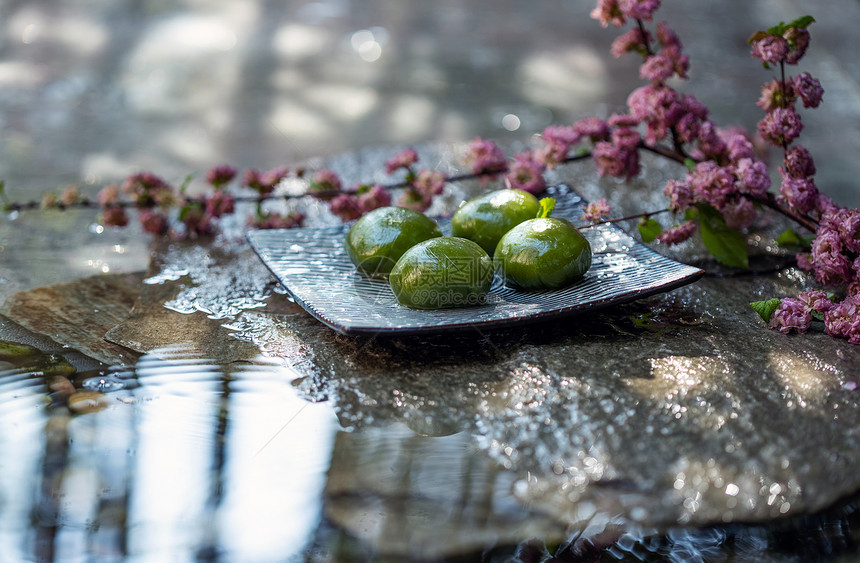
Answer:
[{"xmin": 2, "ymin": 345, "xmax": 860, "ymax": 562}]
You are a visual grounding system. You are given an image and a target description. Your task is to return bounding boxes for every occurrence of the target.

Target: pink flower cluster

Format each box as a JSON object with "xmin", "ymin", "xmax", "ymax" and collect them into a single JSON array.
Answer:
[
  {"xmin": 581, "ymin": 198, "xmax": 611, "ymax": 223},
  {"xmin": 591, "ymin": 0, "xmax": 661, "ymax": 28},
  {"xmin": 584, "ymin": 5, "xmax": 777, "ymax": 245},
  {"xmin": 769, "ymin": 291, "xmax": 860, "ymax": 345},
  {"xmin": 769, "ymin": 290, "xmax": 832, "ymax": 334}
]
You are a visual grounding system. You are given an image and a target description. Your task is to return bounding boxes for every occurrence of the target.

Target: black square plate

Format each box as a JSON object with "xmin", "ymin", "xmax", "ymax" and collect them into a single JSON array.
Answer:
[{"xmin": 248, "ymin": 185, "xmax": 704, "ymax": 335}]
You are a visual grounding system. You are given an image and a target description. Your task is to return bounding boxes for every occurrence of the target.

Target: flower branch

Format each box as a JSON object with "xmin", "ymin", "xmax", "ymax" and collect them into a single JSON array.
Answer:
[{"xmin": 2, "ymin": 2, "xmax": 858, "ymax": 343}]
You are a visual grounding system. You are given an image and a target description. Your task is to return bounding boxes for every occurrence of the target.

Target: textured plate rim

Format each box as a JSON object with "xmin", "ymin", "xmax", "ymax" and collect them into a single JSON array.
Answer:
[{"xmin": 248, "ymin": 186, "xmax": 705, "ymax": 336}]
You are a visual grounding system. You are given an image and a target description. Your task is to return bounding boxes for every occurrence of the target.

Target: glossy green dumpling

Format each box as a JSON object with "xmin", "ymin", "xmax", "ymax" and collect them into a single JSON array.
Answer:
[
  {"xmin": 493, "ymin": 217, "xmax": 592, "ymax": 290},
  {"xmin": 389, "ymin": 237, "xmax": 494, "ymax": 310},
  {"xmin": 451, "ymin": 189, "xmax": 540, "ymax": 255},
  {"xmin": 345, "ymin": 206, "xmax": 442, "ymax": 276}
]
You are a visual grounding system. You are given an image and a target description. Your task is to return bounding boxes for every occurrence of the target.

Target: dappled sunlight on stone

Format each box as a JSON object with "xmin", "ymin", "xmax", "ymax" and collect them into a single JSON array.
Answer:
[
  {"xmin": 269, "ymin": 100, "xmax": 336, "ymax": 143},
  {"xmin": 518, "ymin": 46, "xmax": 608, "ymax": 109},
  {"xmin": 387, "ymin": 95, "xmax": 438, "ymax": 141},
  {"xmin": 273, "ymin": 23, "xmax": 331, "ymax": 60},
  {"xmin": 767, "ymin": 349, "xmax": 843, "ymax": 409},
  {"xmin": 303, "ymin": 84, "xmax": 379, "ymax": 121}
]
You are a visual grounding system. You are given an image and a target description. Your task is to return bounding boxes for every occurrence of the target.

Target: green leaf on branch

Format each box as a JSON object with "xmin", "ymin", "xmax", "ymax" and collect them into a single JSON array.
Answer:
[
  {"xmin": 637, "ymin": 218, "xmax": 662, "ymax": 243},
  {"xmin": 776, "ymin": 228, "xmax": 814, "ymax": 248},
  {"xmin": 766, "ymin": 23, "xmax": 787, "ymax": 36},
  {"xmin": 683, "ymin": 208, "xmax": 699, "ymax": 221},
  {"xmin": 683, "ymin": 158, "xmax": 697, "ymax": 172},
  {"xmin": 787, "ymin": 15, "xmax": 815, "ymax": 29},
  {"xmin": 750, "ymin": 298, "xmax": 782, "ymax": 323},
  {"xmin": 696, "ymin": 205, "xmax": 749, "ymax": 268},
  {"xmin": 537, "ymin": 197, "xmax": 555, "ymax": 219},
  {"xmin": 178, "ymin": 173, "xmax": 194, "ymax": 195}
]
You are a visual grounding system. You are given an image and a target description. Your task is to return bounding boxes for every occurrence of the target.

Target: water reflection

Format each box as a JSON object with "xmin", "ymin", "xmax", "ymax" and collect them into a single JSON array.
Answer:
[
  {"xmin": 0, "ymin": 344, "xmax": 337, "ymax": 560},
  {"xmin": 3, "ymin": 337, "xmax": 860, "ymax": 560}
]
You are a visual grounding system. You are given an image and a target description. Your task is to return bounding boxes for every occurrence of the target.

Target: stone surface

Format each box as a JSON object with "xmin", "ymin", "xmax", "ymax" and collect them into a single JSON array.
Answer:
[
  {"xmin": 0, "ymin": 272, "xmax": 144, "ymax": 366},
  {"xmin": 3, "ymin": 145, "xmax": 860, "ymax": 554},
  {"xmin": 103, "ymin": 239, "xmax": 278, "ymax": 364}
]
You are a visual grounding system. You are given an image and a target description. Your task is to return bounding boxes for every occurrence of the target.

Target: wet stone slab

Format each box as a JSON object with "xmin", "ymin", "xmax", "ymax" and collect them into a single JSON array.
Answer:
[
  {"xmin": 0, "ymin": 272, "xmax": 145, "ymax": 366},
  {"xmin": 2, "ymin": 147, "xmax": 860, "ymax": 556},
  {"xmin": 93, "ymin": 222, "xmax": 860, "ymax": 538}
]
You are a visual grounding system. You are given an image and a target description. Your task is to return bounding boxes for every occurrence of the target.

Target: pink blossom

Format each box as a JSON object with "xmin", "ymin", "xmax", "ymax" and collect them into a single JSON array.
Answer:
[
  {"xmin": 619, "ymin": 0, "xmax": 661, "ymax": 21},
  {"xmin": 464, "ymin": 137, "xmax": 507, "ymax": 176},
  {"xmin": 607, "ymin": 113, "xmax": 639, "ymax": 128},
  {"xmin": 243, "ymin": 167, "xmax": 288, "ymax": 195},
  {"xmin": 592, "ymin": 142, "xmax": 627, "ymax": 177},
  {"xmin": 696, "ymin": 121, "xmax": 727, "ymax": 159},
  {"xmin": 662, "ymin": 45, "xmax": 689, "ymax": 79},
  {"xmin": 60, "ymin": 186, "xmax": 78, "ymax": 207},
  {"xmin": 151, "ymin": 186, "xmax": 179, "ymax": 209},
  {"xmin": 611, "ymin": 127, "xmax": 641, "ymax": 151},
  {"xmin": 779, "ymin": 174, "xmax": 817, "ymax": 214},
  {"xmin": 542, "ymin": 124, "xmax": 582, "ymax": 146},
  {"xmin": 243, "ymin": 168, "xmax": 263, "ymax": 190},
  {"xmin": 811, "ymin": 227, "xmax": 852, "ymax": 285},
  {"xmin": 356, "ymin": 184, "xmax": 391, "ymax": 213},
  {"xmin": 656, "ymin": 221, "xmax": 697, "ymax": 245},
  {"xmin": 504, "ymin": 151, "xmax": 546, "ymax": 194},
  {"xmin": 101, "ymin": 206, "xmax": 129, "ymax": 228},
  {"xmin": 260, "ymin": 167, "xmax": 289, "ymax": 191},
  {"xmin": 590, "ymin": 0, "xmax": 626, "ymax": 27},
  {"xmin": 815, "ymin": 194, "xmax": 838, "ymax": 217},
  {"xmin": 138, "ymin": 209, "xmax": 169, "ymax": 235},
  {"xmin": 689, "ymin": 161, "xmax": 735, "ymax": 208},
  {"xmin": 123, "ymin": 172, "xmax": 169, "ymax": 195},
  {"xmin": 824, "ymin": 295, "xmax": 860, "ymax": 344},
  {"xmin": 573, "ymin": 117, "xmax": 610, "ymax": 142},
  {"xmin": 398, "ymin": 187, "xmax": 431, "ymax": 213},
  {"xmin": 253, "ymin": 212, "xmax": 304, "ymax": 230},
  {"xmin": 656, "ymin": 22, "xmax": 681, "ymax": 49},
  {"xmin": 385, "ymin": 148, "xmax": 419, "ymax": 175},
  {"xmin": 829, "ymin": 208, "xmax": 860, "ymax": 254},
  {"xmin": 681, "ymin": 94, "xmax": 708, "ymax": 119},
  {"xmin": 769, "ymin": 298, "xmax": 812, "ymax": 334},
  {"xmin": 627, "ymin": 85, "xmax": 682, "ymax": 145},
  {"xmin": 734, "ymin": 158, "xmax": 771, "ymax": 197},
  {"xmin": 640, "ymin": 53, "xmax": 674, "ymax": 82},
  {"xmin": 180, "ymin": 204, "xmax": 214, "ymax": 237},
  {"xmin": 39, "ymin": 192, "xmax": 56, "ymax": 209},
  {"xmin": 726, "ymin": 134, "xmax": 755, "ymax": 161},
  {"xmin": 793, "ymin": 72, "xmax": 824, "ymax": 108},
  {"xmin": 784, "ymin": 145, "xmax": 816, "ymax": 178},
  {"xmin": 758, "ymin": 108, "xmax": 804, "ymax": 147},
  {"xmin": 98, "ymin": 184, "xmax": 120, "ymax": 206},
  {"xmin": 206, "ymin": 164, "xmax": 237, "ymax": 187},
  {"xmin": 798, "ymin": 290, "xmax": 834, "ymax": 314},
  {"xmin": 750, "ymin": 35, "xmax": 789, "ymax": 65},
  {"xmin": 581, "ymin": 198, "xmax": 611, "ymax": 223},
  {"xmin": 757, "ymin": 79, "xmax": 796, "ymax": 112},
  {"xmin": 308, "ymin": 168, "xmax": 342, "ymax": 200},
  {"xmin": 413, "ymin": 169, "xmax": 446, "ymax": 200},
  {"xmin": 783, "ymin": 27, "xmax": 810, "ymax": 65},
  {"xmin": 595, "ymin": 143, "xmax": 640, "ymax": 179},
  {"xmin": 664, "ymin": 179, "xmax": 693, "ymax": 212},
  {"xmin": 535, "ymin": 140, "xmax": 570, "ymax": 169},
  {"xmin": 675, "ymin": 113, "xmax": 701, "ymax": 144},
  {"xmin": 204, "ymin": 191, "xmax": 235, "ymax": 218},
  {"xmin": 720, "ymin": 197, "xmax": 757, "ymax": 230},
  {"xmin": 796, "ymin": 252, "xmax": 814, "ymax": 271},
  {"xmin": 611, "ymin": 28, "xmax": 650, "ymax": 58},
  {"xmin": 329, "ymin": 193, "xmax": 362, "ymax": 221},
  {"xmin": 538, "ymin": 126, "xmax": 581, "ymax": 168}
]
